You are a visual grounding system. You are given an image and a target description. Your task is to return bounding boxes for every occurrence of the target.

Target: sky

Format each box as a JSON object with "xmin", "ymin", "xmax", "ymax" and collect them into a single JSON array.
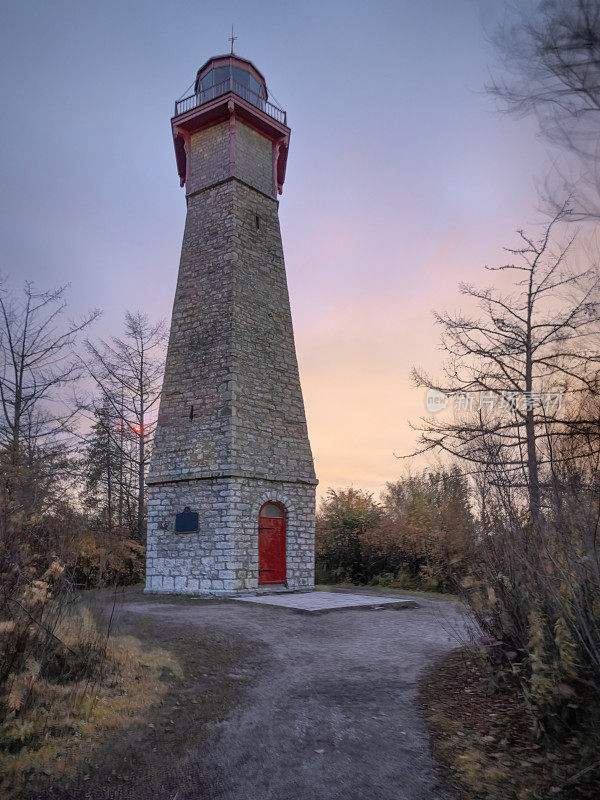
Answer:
[{"xmin": 0, "ymin": 0, "xmax": 552, "ymax": 500}]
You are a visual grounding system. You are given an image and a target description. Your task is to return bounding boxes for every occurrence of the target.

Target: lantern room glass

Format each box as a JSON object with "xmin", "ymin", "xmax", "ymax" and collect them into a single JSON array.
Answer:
[{"xmin": 197, "ymin": 62, "xmax": 266, "ymax": 110}]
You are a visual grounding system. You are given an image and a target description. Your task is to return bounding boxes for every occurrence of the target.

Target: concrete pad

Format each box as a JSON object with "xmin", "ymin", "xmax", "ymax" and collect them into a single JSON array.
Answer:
[{"xmin": 233, "ymin": 591, "xmax": 417, "ymax": 613}]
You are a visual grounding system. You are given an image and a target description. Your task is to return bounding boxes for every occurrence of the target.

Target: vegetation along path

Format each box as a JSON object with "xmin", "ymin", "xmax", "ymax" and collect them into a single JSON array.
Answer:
[{"xmin": 40, "ymin": 589, "xmax": 469, "ymax": 800}]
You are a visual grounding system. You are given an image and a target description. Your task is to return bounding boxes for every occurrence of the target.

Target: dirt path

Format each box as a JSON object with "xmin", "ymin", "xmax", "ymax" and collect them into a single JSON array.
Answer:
[{"xmin": 39, "ymin": 590, "xmax": 468, "ymax": 800}]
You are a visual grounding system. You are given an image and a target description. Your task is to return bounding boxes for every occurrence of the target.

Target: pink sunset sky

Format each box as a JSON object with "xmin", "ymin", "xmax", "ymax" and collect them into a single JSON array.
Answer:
[{"xmin": 0, "ymin": 0, "xmax": 554, "ymax": 501}]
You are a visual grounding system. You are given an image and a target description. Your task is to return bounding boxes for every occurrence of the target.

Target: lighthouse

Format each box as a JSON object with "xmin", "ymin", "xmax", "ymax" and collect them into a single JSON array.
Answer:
[{"xmin": 145, "ymin": 54, "xmax": 317, "ymax": 595}]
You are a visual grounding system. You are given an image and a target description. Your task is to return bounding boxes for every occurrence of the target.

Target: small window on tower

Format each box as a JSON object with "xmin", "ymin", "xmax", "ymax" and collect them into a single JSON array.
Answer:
[{"xmin": 255, "ymin": 215, "xmax": 260, "ymax": 230}]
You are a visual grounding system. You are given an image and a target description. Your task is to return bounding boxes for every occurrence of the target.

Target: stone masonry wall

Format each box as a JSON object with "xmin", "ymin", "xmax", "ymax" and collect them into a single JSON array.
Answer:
[
  {"xmin": 148, "ymin": 180, "xmax": 236, "ymax": 482},
  {"xmin": 184, "ymin": 119, "xmax": 273, "ymax": 199},
  {"xmin": 186, "ymin": 121, "xmax": 230, "ymax": 196},
  {"xmin": 234, "ymin": 122, "xmax": 273, "ymax": 197},
  {"xmin": 230, "ymin": 181, "xmax": 315, "ymax": 481},
  {"xmin": 148, "ymin": 119, "xmax": 314, "ymax": 486},
  {"xmin": 146, "ymin": 478, "xmax": 315, "ymax": 594}
]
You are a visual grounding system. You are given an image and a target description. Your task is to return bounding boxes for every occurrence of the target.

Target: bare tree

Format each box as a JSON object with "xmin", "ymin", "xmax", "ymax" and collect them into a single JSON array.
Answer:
[
  {"xmin": 0, "ymin": 281, "xmax": 99, "ymax": 467},
  {"xmin": 407, "ymin": 214, "xmax": 600, "ymax": 747},
  {"xmin": 0, "ymin": 279, "xmax": 98, "ymax": 574},
  {"xmin": 85, "ymin": 311, "xmax": 166, "ymax": 541},
  {"xmin": 489, "ymin": 0, "xmax": 600, "ymax": 218},
  {"xmin": 411, "ymin": 210, "xmax": 600, "ymax": 524}
]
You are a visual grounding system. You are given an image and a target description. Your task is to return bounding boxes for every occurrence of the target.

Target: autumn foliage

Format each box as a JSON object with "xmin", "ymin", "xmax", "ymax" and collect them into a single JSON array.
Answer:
[{"xmin": 315, "ymin": 467, "xmax": 473, "ymax": 591}]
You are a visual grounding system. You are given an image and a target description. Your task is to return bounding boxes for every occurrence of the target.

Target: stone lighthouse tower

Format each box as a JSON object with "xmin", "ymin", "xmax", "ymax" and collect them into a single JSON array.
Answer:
[{"xmin": 145, "ymin": 54, "xmax": 317, "ymax": 595}]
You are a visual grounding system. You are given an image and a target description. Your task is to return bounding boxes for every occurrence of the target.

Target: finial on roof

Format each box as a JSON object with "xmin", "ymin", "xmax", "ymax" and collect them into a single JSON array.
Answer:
[{"xmin": 229, "ymin": 24, "xmax": 237, "ymax": 54}]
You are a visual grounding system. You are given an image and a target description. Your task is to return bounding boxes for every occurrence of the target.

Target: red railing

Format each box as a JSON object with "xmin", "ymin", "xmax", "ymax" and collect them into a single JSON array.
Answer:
[{"xmin": 174, "ymin": 78, "xmax": 287, "ymax": 125}]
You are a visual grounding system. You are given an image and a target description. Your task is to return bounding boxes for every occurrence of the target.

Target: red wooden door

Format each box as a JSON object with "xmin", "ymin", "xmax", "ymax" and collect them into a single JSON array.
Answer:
[{"xmin": 258, "ymin": 503, "xmax": 286, "ymax": 585}]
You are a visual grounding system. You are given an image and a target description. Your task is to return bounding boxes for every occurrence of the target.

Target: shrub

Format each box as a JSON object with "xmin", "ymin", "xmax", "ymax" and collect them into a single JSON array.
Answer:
[
  {"xmin": 461, "ymin": 468, "xmax": 600, "ymax": 740},
  {"xmin": 70, "ymin": 528, "xmax": 145, "ymax": 587},
  {"xmin": 315, "ymin": 469, "xmax": 473, "ymax": 591}
]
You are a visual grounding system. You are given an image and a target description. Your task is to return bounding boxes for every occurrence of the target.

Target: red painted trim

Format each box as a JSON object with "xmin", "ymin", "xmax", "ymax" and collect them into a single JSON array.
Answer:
[
  {"xmin": 272, "ymin": 140, "xmax": 281, "ymax": 198},
  {"xmin": 172, "ymin": 128, "xmax": 191, "ymax": 187}
]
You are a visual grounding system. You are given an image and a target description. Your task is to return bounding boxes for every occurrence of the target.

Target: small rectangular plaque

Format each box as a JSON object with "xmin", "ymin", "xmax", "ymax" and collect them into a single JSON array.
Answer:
[{"xmin": 175, "ymin": 506, "xmax": 199, "ymax": 533}]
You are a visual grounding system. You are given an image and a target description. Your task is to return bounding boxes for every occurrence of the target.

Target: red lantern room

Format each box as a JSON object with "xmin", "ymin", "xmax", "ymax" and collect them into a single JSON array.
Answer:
[{"xmin": 171, "ymin": 54, "xmax": 290, "ymax": 196}]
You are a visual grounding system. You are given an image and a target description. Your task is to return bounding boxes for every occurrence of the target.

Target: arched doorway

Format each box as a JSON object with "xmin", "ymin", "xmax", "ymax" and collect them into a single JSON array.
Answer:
[{"xmin": 258, "ymin": 502, "xmax": 286, "ymax": 585}]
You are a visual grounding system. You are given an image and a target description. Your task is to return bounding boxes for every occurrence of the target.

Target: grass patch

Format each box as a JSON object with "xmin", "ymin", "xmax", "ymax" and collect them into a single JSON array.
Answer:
[{"xmin": 315, "ymin": 582, "xmax": 454, "ymax": 602}]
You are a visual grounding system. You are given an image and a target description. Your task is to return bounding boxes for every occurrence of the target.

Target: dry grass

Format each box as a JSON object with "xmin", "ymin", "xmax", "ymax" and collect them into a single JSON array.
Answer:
[
  {"xmin": 421, "ymin": 648, "xmax": 600, "ymax": 800},
  {"xmin": 0, "ymin": 609, "xmax": 181, "ymax": 797}
]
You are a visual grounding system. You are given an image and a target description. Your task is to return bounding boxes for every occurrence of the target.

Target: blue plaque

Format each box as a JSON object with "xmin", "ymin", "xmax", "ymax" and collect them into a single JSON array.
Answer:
[{"xmin": 175, "ymin": 506, "xmax": 199, "ymax": 533}]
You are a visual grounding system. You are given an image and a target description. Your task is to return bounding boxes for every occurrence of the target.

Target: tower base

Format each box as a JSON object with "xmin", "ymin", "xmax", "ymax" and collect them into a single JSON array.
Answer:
[{"xmin": 145, "ymin": 477, "xmax": 316, "ymax": 595}]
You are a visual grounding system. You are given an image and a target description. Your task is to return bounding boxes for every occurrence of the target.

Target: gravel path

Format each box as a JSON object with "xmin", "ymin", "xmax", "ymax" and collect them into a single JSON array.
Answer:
[
  {"xmin": 34, "ymin": 590, "xmax": 468, "ymax": 800},
  {"xmin": 121, "ymin": 591, "xmax": 468, "ymax": 800}
]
